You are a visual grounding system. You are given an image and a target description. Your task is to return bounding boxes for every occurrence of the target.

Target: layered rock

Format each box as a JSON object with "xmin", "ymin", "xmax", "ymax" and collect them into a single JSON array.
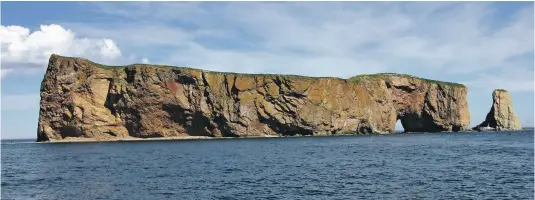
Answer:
[
  {"xmin": 474, "ymin": 89, "xmax": 522, "ymax": 131},
  {"xmin": 37, "ymin": 55, "xmax": 470, "ymax": 142}
]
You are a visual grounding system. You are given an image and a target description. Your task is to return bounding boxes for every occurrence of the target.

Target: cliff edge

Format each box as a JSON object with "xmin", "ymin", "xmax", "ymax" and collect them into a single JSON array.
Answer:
[
  {"xmin": 37, "ymin": 55, "xmax": 470, "ymax": 142},
  {"xmin": 474, "ymin": 89, "xmax": 522, "ymax": 131}
]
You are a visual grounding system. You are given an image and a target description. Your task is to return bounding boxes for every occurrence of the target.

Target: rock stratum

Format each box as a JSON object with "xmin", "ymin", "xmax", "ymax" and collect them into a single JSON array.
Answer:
[
  {"xmin": 37, "ymin": 55, "xmax": 471, "ymax": 142},
  {"xmin": 474, "ymin": 89, "xmax": 522, "ymax": 131}
]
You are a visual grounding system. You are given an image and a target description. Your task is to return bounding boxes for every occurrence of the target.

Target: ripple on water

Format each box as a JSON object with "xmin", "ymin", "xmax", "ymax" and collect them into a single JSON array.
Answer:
[{"xmin": 1, "ymin": 131, "xmax": 533, "ymax": 199}]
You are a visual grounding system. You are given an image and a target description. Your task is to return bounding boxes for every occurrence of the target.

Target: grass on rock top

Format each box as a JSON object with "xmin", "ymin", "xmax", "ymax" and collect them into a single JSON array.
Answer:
[
  {"xmin": 89, "ymin": 59, "xmax": 334, "ymax": 80},
  {"xmin": 347, "ymin": 73, "xmax": 466, "ymax": 87},
  {"xmin": 206, "ymin": 71, "xmax": 336, "ymax": 80},
  {"xmin": 64, "ymin": 55, "xmax": 464, "ymax": 87}
]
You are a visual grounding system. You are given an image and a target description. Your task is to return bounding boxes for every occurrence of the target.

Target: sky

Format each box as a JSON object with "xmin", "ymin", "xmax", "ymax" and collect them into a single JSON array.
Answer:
[{"xmin": 1, "ymin": 2, "xmax": 533, "ymax": 139}]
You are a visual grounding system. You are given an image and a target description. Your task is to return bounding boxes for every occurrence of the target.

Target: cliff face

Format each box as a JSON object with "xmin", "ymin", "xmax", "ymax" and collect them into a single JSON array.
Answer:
[
  {"xmin": 37, "ymin": 55, "xmax": 470, "ymax": 142},
  {"xmin": 475, "ymin": 89, "xmax": 522, "ymax": 131}
]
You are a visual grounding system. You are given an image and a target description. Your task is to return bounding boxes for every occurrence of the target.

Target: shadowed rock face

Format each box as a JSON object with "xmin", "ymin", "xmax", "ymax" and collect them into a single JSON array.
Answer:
[
  {"xmin": 37, "ymin": 55, "xmax": 470, "ymax": 142},
  {"xmin": 475, "ymin": 89, "xmax": 522, "ymax": 131}
]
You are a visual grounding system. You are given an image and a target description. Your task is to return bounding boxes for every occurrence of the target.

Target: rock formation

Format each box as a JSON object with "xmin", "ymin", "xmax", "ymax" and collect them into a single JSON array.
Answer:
[
  {"xmin": 37, "ymin": 54, "xmax": 471, "ymax": 142},
  {"xmin": 474, "ymin": 89, "xmax": 522, "ymax": 131}
]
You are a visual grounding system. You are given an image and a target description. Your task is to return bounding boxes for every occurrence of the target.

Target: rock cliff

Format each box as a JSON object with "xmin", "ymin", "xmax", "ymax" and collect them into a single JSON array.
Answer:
[
  {"xmin": 474, "ymin": 89, "xmax": 522, "ymax": 131},
  {"xmin": 37, "ymin": 55, "xmax": 470, "ymax": 142}
]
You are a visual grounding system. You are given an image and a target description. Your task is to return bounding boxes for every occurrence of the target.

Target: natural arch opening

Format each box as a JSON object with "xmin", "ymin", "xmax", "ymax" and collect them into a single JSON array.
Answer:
[
  {"xmin": 397, "ymin": 112, "xmax": 443, "ymax": 133},
  {"xmin": 394, "ymin": 120, "xmax": 405, "ymax": 133}
]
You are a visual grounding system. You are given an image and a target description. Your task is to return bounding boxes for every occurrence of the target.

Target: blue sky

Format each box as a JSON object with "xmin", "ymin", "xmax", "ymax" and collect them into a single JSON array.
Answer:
[{"xmin": 1, "ymin": 2, "xmax": 533, "ymax": 139}]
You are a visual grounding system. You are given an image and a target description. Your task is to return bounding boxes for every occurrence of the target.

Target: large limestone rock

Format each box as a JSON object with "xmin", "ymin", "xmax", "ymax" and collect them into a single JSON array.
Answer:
[
  {"xmin": 37, "ymin": 55, "xmax": 471, "ymax": 142},
  {"xmin": 475, "ymin": 89, "xmax": 522, "ymax": 131}
]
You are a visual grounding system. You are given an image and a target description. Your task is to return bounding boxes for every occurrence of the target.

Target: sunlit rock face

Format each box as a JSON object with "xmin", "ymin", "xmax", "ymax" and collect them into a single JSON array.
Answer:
[
  {"xmin": 474, "ymin": 89, "xmax": 522, "ymax": 131},
  {"xmin": 37, "ymin": 54, "xmax": 470, "ymax": 142}
]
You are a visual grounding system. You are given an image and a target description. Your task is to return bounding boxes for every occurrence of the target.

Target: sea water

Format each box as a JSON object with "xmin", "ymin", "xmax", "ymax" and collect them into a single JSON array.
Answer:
[{"xmin": 1, "ymin": 131, "xmax": 533, "ymax": 199}]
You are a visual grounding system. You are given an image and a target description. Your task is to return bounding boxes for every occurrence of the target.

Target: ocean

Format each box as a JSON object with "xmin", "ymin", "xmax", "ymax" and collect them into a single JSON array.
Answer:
[{"xmin": 1, "ymin": 131, "xmax": 533, "ymax": 199}]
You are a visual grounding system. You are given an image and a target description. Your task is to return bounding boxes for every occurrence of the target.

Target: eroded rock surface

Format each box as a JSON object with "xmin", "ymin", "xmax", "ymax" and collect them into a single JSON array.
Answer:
[
  {"xmin": 475, "ymin": 89, "xmax": 522, "ymax": 131},
  {"xmin": 37, "ymin": 55, "xmax": 471, "ymax": 142}
]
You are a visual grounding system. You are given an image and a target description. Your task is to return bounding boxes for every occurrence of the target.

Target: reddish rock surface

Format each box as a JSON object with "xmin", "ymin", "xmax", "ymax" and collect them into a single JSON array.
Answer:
[{"xmin": 37, "ymin": 54, "xmax": 471, "ymax": 142}]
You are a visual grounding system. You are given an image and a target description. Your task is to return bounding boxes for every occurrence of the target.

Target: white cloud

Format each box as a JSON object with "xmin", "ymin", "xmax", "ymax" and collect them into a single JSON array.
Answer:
[
  {"xmin": 100, "ymin": 39, "xmax": 121, "ymax": 59},
  {"xmin": 141, "ymin": 58, "xmax": 149, "ymax": 64},
  {"xmin": 2, "ymin": 2, "xmax": 531, "ymax": 85},
  {"xmin": 1, "ymin": 69, "xmax": 13, "ymax": 79},
  {"xmin": 0, "ymin": 93, "xmax": 41, "ymax": 111},
  {"xmin": 465, "ymin": 67, "xmax": 535, "ymax": 92},
  {"xmin": 0, "ymin": 24, "xmax": 122, "ymax": 78},
  {"xmin": 71, "ymin": 2, "xmax": 532, "ymax": 79}
]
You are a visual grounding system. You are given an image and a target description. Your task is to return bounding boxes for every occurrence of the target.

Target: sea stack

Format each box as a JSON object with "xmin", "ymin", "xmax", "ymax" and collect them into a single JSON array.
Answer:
[
  {"xmin": 36, "ymin": 54, "xmax": 471, "ymax": 142},
  {"xmin": 475, "ymin": 89, "xmax": 522, "ymax": 131}
]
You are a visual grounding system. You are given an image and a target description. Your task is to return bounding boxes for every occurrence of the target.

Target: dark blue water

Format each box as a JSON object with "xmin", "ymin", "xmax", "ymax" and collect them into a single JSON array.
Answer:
[{"xmin": 2, "ymin": 131, "xmax": 534, "ymax": 199}]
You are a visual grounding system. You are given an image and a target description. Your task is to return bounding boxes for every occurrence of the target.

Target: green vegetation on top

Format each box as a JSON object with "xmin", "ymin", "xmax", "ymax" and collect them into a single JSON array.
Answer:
[
  {"xmin": 204, "ymin": 71, "xmax": 337, "ymax": 80},
  {"xmin": 347, "ymin": 73, "xmax": 466, "ymax": 87},
  {"xmin": 52, "ymin": 54, "xmax": 128, "ymax": 70},
  {"xmin": 55, "ymin": 55, "xmax": 464, "ymax": 87},
  {"xmin": 92, "ymin": 63, "xmax": 127, "ymax": 70},
  {"xmin": 85, "ymin": 56, "xmax": 336, "ymax": 80}
]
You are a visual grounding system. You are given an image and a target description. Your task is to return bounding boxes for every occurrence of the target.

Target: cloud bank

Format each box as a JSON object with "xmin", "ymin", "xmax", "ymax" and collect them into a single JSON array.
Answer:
[
  {"xmin": 0, "ymin": 24, "xmax": 122, "ymax": 77},
  {"xmin": 2, "ymin": 2, "xmax": 533, "ymax": 92},
  {"xmin": 71, "ymin": 2, "xmax": 533, "ymax": 92}
]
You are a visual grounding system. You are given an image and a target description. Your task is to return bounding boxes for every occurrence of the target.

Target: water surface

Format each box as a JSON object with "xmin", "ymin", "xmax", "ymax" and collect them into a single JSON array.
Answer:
[{"xmin": 2, "ymin": 131, "xmax": 533, "ymax": 199}]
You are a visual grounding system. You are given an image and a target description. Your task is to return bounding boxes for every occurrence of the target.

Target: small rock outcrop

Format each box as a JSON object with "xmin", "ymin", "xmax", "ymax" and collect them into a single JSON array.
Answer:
[
  {"xmin": 474, "ymin": 89, "xmax": 522, "ymax": 131},
  {"xmin": 37, "ymin": 55, "xmax": 471, "ymax": 142}
]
